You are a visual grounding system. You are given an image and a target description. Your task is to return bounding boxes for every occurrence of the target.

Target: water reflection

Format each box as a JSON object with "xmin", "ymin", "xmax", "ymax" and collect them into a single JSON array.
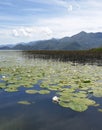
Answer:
[{"xmin": 0, "ymin": 89, "xmax": 102, "ymax": 130}]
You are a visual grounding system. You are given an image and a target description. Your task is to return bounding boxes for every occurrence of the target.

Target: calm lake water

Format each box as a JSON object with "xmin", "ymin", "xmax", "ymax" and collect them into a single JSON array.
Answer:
[{"xmin": 0, "ymin": 50, "xmax": 102, "ymax": 130}]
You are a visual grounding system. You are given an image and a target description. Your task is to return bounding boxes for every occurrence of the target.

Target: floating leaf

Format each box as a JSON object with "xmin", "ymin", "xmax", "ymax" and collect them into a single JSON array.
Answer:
[
  {"xmin": 73, "ymin": 92, "xmax": 87, "ymax": 98},
  {"xmin": 93, "ymin": 89, "xmax": 102, "ymax": 97},
  {"xmin": 0, "ymin": 51, "xmax": 102, "ymax": 112},
  {"xmin": 68, "ymin": 101, "xmax": 88, "ymax": 112},
  {"xmin": 38, "ymin": 90, "xmax": 50, "ymax": 94},
  {"xmin": 18, "ymin": 101, "xmax": 31, "ymax": 105},
  {"xmin": 59, "ymin": 101, "xmax": 70, "ymax": 108},
  {"xmin": 25, "ymin": 89, "xmax": 38, "ymax": 94},
  {"xmin": 59, "ymin": 96, "xmax": 96, "ymax": 112},
  {"xmin": 98, "ymin": 109, "xmax": 102, "ymax": 112},
  {"xmin": 0, "ymin": 83, "xmax": 6, "ymax": 89},
  {"xmin": 5, "ymin": 85, "xmax": 19, "ymax": 92}
]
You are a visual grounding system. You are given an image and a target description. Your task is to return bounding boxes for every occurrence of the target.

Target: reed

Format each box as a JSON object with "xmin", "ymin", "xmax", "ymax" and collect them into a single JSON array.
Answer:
[{"xmin": 22, "ymin": 49, "xmax": 102, "ymax": 65}]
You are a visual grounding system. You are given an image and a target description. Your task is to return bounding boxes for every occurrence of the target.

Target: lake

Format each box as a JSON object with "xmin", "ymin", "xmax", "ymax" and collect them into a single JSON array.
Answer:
[{"xmin": 0, "ymin": 50, "xmax": 102, "ymax": 130}]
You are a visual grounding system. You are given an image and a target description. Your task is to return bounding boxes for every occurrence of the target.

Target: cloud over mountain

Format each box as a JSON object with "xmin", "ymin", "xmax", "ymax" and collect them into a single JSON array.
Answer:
[{"xmin": 0, "ymin": 0, "xmax": 102, "ymax": 45}]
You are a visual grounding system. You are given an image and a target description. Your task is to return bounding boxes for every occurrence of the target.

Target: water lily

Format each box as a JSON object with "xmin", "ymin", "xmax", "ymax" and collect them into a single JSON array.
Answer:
[
  {"xmin": 52, "ymin": 96, "xmax": 59, "ymax": 102},
  {"xmin": 2, "ymin": 76, "xmax": 6, "ymax": 79}
]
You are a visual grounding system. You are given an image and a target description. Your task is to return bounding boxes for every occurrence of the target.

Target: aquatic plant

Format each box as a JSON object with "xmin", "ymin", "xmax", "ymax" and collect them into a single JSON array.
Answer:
[
  {"xmin": 98, "ymin": 109, "xmax": 102, "ymax": 112},
  {"xmin": 52, "ymin": 96, "xmax": 59, "ymax": 102},
  {"xmin": 38, "ymin": 90, "xmax": 50, "ymax": 94},
  {"xmin": 18, "ymin": 101, "xmax": 31, "ymax": 105},
  {"xmin": 0, "ymin": 51, "xmax": 102, "ymax": 112},
  {"xmin": 25, "ymin": 90, "xmax": 38, "ymax": 94}
]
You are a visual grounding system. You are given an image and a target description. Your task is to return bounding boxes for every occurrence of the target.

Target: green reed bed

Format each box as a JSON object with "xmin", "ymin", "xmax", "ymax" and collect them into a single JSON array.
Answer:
[{"xmin": 23, "ymin": 49, "xmax": 102, "ymax": 64}]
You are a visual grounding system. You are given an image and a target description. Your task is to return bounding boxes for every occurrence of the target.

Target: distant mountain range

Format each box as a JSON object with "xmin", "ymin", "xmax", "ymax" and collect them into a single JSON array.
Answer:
[{"xmin": 0, "ymin": 31, "xmax": 102, "ymax": 50}]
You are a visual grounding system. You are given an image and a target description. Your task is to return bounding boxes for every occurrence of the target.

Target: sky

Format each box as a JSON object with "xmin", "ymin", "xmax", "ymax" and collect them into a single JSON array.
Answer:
[{"xmin": 0, "ymin": 0, "xmax": 102, "ymax": 45}]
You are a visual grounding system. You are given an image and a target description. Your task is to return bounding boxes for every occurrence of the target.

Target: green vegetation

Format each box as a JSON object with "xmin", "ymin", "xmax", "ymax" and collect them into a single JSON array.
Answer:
[
  {"xmin": 0, "ymin": 51, "xmax": 102, "ymax": 112},
  {"xmin": 90, "ymin": 47, "xmax": 102, "ymax": 52},
  {"xmin": 18, "ymin": 101, "xmax": 31, "ymax": 105},
  {"xmin": 38, "ymin": 90, "xmax": 50, "ymax": 94},
  {"xmin": 23, "ymin": 48, "xmax": 102, "ymax": 64},
  {"xmin": 25, "ymin": 90, "xmax": 38, "ymax": 94}
]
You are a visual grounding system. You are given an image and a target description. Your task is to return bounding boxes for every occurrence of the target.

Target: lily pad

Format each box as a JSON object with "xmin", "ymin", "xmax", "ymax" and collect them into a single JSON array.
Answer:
[
  {"xmin": 25, "ymin": 89, "xmax": 38, "ymax": 94},
  {"xmin": 0, "ymin": 51, "xmax": 102, "ymax": 112},
  {"xmin": 0, "ymin": 83, "xmax": 6, "ymax": 89},
  {"xmin": 93, "ymin": 89, "xmax": 102, "ymax": 97},
  {"xmin": 18, "ymin": 101, "xmax": 31, "ymax": 105},
  {"xmin": 59, "ymin": 95, "xmax": 96, "ymax": 112},
  {"xmin": 59, "ymin": 101, "xmax": 70, "ymax": 108},
  {"xmin": 68, "ymin": 101, "xmax": 88, "ymax": 112},
  {"xmin": 5, "ymin": 86, "xmax": 19, "ymax": 92},
  {"xmin": 73, "ymin": 92, "xmax": 87, "ymax": 98},
  {"xmin": 98, "ymin": 109, "xmax": 102, "ymax": 112},
  {"xmin": 38, "ymin": 90, "xmax": 50, "ymax": 94}
]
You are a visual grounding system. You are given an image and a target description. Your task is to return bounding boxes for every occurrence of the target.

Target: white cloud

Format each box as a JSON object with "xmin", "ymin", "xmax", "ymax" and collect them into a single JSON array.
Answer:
[
  {"xmin": 40, "ymin": 27, "xmax": 53, "ymax": 36},
  {"xmin": 38, "ymin": 14, "xmax": 102, "ymax": 38},
  {"xmin": 0, "ymin": 26, "xmax": 53, "ymax": 45},
  {"xmin": 12, "ymin": 29, "xmax": 19, "ymax": 37},
  {"xmin": 0, "ymin": 0, "xmax": 102, "ymax": 45},
  {"xmin": 12, "ymin": 26, "xmax": 53, "ymax": 38},
  {"xmin": 67, "ymin": 5, "xmax": 73, "ymax": 12},
  {"xmin": 1, "ymin": 11, "xmax": 102, "ymax": 45}
]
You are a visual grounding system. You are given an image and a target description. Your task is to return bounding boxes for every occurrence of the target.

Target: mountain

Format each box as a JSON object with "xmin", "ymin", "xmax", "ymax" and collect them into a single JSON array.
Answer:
[
  {"xmin": 0, "ymin": 31, "xmax": 102, "ymax": 50},
  {"xmin": 70, "ymin": 31, "xmax": 102, "ymax": 49}
]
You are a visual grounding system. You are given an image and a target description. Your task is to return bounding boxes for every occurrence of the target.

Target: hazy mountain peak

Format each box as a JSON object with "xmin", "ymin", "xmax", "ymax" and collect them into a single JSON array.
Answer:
[
  {"xmin": 74, "ymin": 31, "xmax": 87, "ymax": 37},
  {"xmin": 79, "ymin": 31, "xmax": 87, "ymax": 34},
  {"xmin": 0, "ymin": 31, "xmax": 102, "ymax": 50}
]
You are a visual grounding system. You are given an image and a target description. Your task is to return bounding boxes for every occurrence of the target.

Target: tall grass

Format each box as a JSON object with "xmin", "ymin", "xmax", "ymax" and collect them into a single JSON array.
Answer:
[{"xmin": 22, "ymin": 49, "xmax": 102, "ymax": 65}]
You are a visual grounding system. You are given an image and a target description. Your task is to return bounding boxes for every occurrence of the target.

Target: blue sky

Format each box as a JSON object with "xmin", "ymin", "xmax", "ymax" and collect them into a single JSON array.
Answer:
[{"xmin": 0, "ymin": 0, "xmax": 102, "ymax": 45}]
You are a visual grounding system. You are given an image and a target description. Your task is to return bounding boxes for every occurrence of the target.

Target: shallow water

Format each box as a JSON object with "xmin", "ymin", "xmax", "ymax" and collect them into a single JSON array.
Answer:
[{"xmin": 0, "ymin": 50, "xmax": 102, "ymax": 130}]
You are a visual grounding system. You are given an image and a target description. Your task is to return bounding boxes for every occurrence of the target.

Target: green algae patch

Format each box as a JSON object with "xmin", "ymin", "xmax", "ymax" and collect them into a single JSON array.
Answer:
[
  {"xmin": 25, "ymin": 89, "xmax": 38, "ymax": 94},
  {"xmin": 18, "ymin": 101, "xmax": 31, "ymax": 105}
]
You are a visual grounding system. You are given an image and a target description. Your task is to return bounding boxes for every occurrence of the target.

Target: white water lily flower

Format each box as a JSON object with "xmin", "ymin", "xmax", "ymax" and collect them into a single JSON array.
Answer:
[
  {"xmin": 2, "ymin": 76, "xmax": 6, "ymax": 78},
  {"xmin": 52, "ymin": 96, "xmax": 59, "ymax": 102}
]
